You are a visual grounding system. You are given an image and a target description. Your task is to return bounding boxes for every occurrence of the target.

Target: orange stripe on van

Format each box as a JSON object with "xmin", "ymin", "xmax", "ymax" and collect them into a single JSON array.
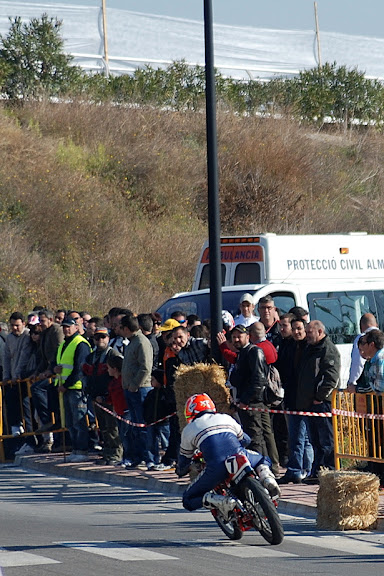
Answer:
[{"xmin": 201, "ymin": 246, "xmax": 264, "ymax": 263}]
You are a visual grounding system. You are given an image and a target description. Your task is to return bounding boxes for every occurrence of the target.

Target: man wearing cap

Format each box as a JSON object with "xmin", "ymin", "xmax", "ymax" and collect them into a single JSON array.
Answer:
[
  {"xmin": 54, "ymin": 316, "xmax": 91, "ymax": 462},
  {"xmin": 234, "ymin": 293, "xmax": 258, "ymax": 328},
  {"xmin": 82, "ymin": 327, "xmax": 123, "ymax": 465},
  {"xmin": 229, "ymin": 324, "xmax": 268, "ymax": 456},
  {"xmin": 157, "ymin": 318, "xmax": 180, "ymax": 370}
]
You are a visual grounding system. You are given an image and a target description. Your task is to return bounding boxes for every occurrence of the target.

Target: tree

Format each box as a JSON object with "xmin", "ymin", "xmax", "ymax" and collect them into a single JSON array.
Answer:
[
  {"xmin": 291, "ymin": 62, "xmax": 384, "ymax": 129},
  {"xmin": 0, "ymin": 14, "xmax": 82, "ymax": 101}
]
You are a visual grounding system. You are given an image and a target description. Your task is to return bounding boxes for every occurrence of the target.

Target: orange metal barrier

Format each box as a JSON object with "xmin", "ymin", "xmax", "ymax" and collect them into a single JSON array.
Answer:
[
  {"xmin": 332, "ymin": 389, "xmax": 384, "ymax": 470},
  {"xmin": 0, "ymin": 377, "xmax": 67, "ymax": 462}
]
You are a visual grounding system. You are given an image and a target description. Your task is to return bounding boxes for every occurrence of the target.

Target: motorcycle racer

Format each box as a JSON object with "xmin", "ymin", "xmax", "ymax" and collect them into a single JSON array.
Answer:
[{"xmin": 176, "ymin": 393, "xmax": 280, "ymax": 518}]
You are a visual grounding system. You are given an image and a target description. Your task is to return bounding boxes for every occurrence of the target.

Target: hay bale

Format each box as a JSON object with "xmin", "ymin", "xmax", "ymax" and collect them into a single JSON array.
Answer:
[
  {"xmin": 174, "ymin": 363, "xmax": 231, "ymax": 431},
  {"xmin": 317, "ymin": 469, "xmax": 380, "ymax": 530}
]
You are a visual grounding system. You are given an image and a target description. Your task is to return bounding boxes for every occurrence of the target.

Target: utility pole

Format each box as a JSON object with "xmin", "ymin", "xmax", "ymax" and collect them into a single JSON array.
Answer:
[
  {"xmin": 101, "ymin": 0, "xmax": 110, "ymax": 77},
  {"xmin": 314, "ymin": 1, "xmax": 322, "ymax": 68},
  {"xmin": 203, "ymin": 0, "xmax": 223, "ymax": 362}
]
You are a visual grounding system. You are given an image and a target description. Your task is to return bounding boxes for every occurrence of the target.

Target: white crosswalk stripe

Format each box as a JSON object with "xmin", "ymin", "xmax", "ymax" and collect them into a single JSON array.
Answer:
[
  {"xmin": 202, "ymin": 545, "xmax": 295, "ymax": 558},
  {"xmin": 285, "ymin": 533, "xmax": 384, "ymax": 556},
  {"xmin": 0, "ymin": 548, "xmax": 60, "ymax": 567},
  {"xmin": 56, "ymin": 541, "xmax": 179, "ymax": 561}
]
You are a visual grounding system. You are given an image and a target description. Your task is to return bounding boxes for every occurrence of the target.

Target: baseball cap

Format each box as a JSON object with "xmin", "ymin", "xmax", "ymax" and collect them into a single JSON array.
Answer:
[
  {"xmin": 159, "ymin": 318, "xmax": 180, "ymax": 332},
  {"xmin": 232, "ymin": 324, "xmax": 249, "ymax": 334},
  {"xmin": 61, "ymin": 316, "xmax": 77, "ymax": 326},
  {"xmin": 240, "ymin": 293, "xmax": 254, "ymax": 305},
  {"xmin": 94, "ymin": 326, "xmax": 109, "ymax": 337}
]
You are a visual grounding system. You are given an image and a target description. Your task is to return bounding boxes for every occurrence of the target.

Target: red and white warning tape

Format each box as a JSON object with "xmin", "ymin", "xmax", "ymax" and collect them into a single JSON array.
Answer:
[
  {"xmin": 94, "ymin": 401, "xmax": 176, "ymax": 428},
  {"xmin": 236, "ymin": 404, "xmax": 384, "ymax": 420},
  {"xmin": 235, "ymin": 404, "xmax": 332, "ymax": 417},
  {"xmin": 95, "ymin": 401, "xmax": 384, "ymax": 426},
  {"xmin": 332, "ymin": 408, "xmax": 384, "ymax": 421}
]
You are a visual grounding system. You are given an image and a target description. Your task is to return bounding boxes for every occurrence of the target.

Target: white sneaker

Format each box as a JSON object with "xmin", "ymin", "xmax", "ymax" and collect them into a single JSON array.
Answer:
[
  {"xmin": 154, "ymin": 463, "xmax": 172, "ymax": 471},
  {"xmin": 11, "ymin": 425, "xmax": 24, "ymax": 437},
  {"xmin": 203, "ymin": 492, "xmax": 237, "ymax": 519},
  {"xmin": 14, "ymin": 443, "xmax": 35, "ymax": 455},
  {"xmin": 256, "ymin": 464, "xmax": 281, "ymax": 498}
]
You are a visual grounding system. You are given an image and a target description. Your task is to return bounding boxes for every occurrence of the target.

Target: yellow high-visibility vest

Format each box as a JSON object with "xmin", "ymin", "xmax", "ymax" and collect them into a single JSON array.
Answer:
[{"xmin": 55, "ymin": 334, "xmax": 91, "ymax": 389}]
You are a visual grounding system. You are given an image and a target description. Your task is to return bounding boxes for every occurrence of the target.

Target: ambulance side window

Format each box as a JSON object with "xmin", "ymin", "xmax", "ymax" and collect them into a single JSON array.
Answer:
[
  {"xmin": 234, "ymin": 263, "xmax": 261, "ymax": 285},
  {"xmin": 199, "ymin": 264, "xmax": 226, "ymax": 289},
  {"xmin": 373, "ymin": 290, "xmax": 384, "ymax": 331},
  {"xmin": 307, "ymin": 291, "xmax": 375, "ymax": 344}
]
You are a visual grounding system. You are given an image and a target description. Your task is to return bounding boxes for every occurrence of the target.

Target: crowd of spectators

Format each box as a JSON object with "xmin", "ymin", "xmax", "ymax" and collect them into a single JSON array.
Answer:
[{"xmin": 0, "ymin": 295, "xmax": 383, "ymax": 483}]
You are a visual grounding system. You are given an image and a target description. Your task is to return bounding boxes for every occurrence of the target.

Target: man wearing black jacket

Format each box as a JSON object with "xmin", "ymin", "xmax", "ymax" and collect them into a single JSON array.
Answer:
[
  {"xmin": 297, "ymin": 320, "xmax": 340, "ymax": 481},
  {"xmin": 229, "ymin": 325, "xmax": 268, "ymax": 456}
]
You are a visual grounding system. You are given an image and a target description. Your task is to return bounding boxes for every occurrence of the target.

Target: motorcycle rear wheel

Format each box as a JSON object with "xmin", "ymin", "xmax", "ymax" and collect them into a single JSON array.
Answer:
[
  {"xmin": 238, "ymin": 477, "xmax": 284, "ymax": 545},
  {"xmin": 213, "ymin": 511, "xmax": 243, "ymax": 540}
]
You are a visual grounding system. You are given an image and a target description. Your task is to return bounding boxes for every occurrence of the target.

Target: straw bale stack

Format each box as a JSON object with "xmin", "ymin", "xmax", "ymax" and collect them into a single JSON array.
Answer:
[
  {"xmin": 173, "ymin": 363, "xmax": 231, "ymax": 431},
  {"xmin": 317, "ymin": 469, "xmax": 380, "ymax": 530}
]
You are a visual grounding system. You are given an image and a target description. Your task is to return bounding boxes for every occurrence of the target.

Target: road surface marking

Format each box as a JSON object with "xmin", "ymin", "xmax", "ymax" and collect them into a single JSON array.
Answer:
[
  {"xmin": 0, "ymin": 549, "xmax": 60, "ymax": 567},
  {"xmin": 57, "ymin": 541, "xmax": 178, "ymax": 561},
  {"xmin": 286, "ymin": 534, "xmax": 384, "ymax": 556},
  {"xmin": 202, "ymin": 545, "xmax": 295, "ymax": 557}
]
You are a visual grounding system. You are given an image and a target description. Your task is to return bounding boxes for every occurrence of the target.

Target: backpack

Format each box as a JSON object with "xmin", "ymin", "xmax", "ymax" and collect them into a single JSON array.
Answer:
[{"xmin": 263, "ymin": 365, "xmax": 284, "ymax": 407}]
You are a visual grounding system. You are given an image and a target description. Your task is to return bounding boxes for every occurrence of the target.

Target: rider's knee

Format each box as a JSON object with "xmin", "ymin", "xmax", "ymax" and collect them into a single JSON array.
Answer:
[{"xmin": 182, "ymin": 494, "xmax": 195, "ymax": 511}]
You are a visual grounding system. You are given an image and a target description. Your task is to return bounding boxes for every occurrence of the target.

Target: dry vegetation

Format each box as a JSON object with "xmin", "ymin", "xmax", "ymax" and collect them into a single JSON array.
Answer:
[{"xmin": 1, "ymin": 99, "xmax": 384, "ymax": 318}]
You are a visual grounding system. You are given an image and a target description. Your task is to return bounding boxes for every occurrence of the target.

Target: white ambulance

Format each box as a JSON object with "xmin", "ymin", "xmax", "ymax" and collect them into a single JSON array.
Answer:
[{"xmin": 157, "ymin": 233, "xmax": 384, "ymax": 385}]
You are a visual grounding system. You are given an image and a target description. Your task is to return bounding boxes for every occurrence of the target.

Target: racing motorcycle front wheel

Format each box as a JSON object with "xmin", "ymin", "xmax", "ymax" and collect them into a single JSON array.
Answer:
[{"xmin": 238, "ymin": 476, "xmax": 284, "ymax": 545}]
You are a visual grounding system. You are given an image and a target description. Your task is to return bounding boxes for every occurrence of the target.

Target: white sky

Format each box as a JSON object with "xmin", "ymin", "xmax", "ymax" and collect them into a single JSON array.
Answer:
[{"xmin": 46, "ymin": 0, "xmax": 384, "ymax": 38}]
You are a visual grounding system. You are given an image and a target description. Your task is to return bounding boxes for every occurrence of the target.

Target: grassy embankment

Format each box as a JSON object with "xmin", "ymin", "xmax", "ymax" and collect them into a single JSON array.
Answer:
[{"xmin": 1, "ymin": 100, "xmax": 384, "ymax": 318}]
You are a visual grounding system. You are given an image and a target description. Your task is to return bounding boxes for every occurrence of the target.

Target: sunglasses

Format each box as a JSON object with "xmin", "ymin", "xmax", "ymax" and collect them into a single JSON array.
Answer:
[{"xmin": 94, "ymin": 335, "xmax": 108, "ymax": 340}]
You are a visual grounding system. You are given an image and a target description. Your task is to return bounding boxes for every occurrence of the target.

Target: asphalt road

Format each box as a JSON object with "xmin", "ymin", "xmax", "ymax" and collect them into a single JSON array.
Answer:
[{"xmin": 0, "ymin": 466, "xmax": 383, "ymax": 576}]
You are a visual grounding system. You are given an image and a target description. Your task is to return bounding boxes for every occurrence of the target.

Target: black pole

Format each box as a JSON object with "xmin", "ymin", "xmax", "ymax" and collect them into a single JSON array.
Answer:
[{"xmin": 204, "ymin": 0, "xmax": 222, "ymax": 362}]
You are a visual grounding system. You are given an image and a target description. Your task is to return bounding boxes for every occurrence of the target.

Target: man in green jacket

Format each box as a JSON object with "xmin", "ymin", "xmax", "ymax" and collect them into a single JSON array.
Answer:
[{"xmin": 120, "ymin": 314, "xmax": 153, "ymax": 467}]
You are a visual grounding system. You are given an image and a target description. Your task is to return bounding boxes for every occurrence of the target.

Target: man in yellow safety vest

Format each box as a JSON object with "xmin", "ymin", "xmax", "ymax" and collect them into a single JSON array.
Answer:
[{"xmin": 54, "ymin": 316, "xmax": 91, "ymax": 462}]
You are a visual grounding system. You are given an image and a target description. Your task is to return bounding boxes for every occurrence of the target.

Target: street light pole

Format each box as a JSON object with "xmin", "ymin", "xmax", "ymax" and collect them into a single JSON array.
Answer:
[{"xmin": 203, "ymin": 0, "xmax": 223, "ymax": 362}]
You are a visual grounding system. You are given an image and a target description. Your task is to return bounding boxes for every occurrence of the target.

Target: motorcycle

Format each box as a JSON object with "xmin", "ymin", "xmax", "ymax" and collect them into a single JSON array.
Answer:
[{"xmin": 191, "ymin": 452, "xmax": 284, "ymax": 545}]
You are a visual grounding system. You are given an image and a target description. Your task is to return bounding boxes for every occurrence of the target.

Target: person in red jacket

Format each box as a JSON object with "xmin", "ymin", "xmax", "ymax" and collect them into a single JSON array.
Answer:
[
  {"xmin": 106, "ymin": 353, "xmax": 134, "ymax": 468},
  {"xmin": 217, "ymin": 322, "xmax": 277, "ymax": 366}
]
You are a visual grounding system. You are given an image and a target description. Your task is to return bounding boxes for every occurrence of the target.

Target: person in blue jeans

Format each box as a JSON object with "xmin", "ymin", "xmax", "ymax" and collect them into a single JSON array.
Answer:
[
  {"xmin": 120, "ymin": 315, "xmax": 153, "ymax": 467},
  {"xmin": 143, "ymin": 369, "xmax": 174, "ymax": 470},
  {"xmin": 278, "ymin": 318, "xmax": 314, "ymax": 484}
]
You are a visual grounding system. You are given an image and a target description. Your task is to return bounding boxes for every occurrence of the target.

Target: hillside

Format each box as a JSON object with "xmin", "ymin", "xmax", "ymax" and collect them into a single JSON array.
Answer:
[{"xmin": 1, "ymin": 100, "xmax": 384, "ymax": 317}]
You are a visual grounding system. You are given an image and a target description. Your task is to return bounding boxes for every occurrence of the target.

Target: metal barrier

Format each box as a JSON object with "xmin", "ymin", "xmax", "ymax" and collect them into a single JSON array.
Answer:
[
  {"xmin": 332, "ymin": 389, "xmax": 384, "ymax": 470},
  {"xmin": 0, "ymin": 377, "xmax": 67, "ymax": 462}
]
